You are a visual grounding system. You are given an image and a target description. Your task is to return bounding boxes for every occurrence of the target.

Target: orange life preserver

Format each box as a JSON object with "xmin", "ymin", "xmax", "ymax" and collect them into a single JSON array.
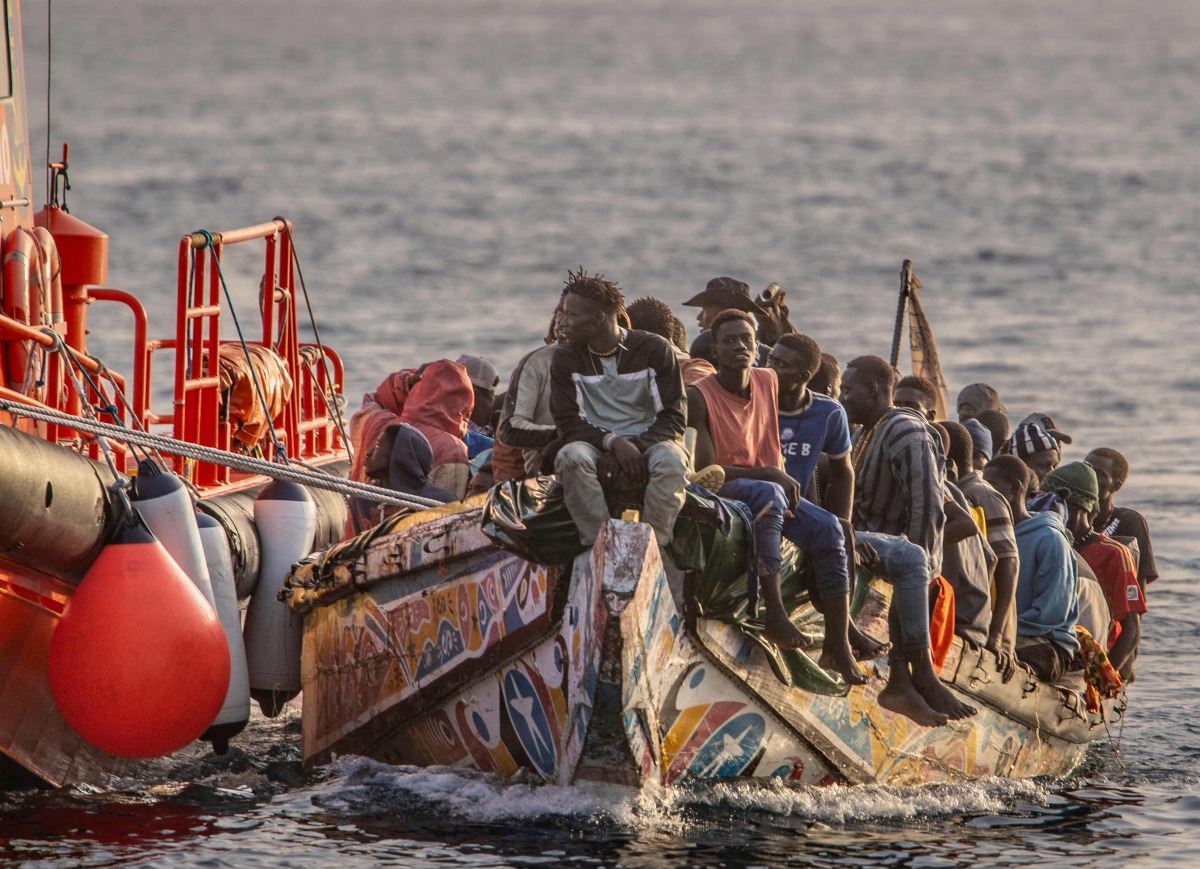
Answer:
[
  {"xmin": 32, "ymin": 226, "xmax": 64, "ymax": 326},
  {"xmin": 929, "ymin": 574, "xmax": 956, "ymax": 670},
  {"xmin": 2, "ymin": 228, "xmax": 55, "ymax": 394}
]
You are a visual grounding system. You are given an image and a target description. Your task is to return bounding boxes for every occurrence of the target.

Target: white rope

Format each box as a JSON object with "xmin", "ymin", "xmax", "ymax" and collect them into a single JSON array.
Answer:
[{"xmin": 0, "ymin": 400, "xmax": 446, "ymax": 510}]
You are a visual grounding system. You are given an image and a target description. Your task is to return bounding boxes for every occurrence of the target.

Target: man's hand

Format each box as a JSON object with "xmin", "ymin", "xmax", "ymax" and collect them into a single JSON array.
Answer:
[
  {"xmin": 595, "ymin": 452, "xmax": 621, "ymax": 485},
  {"xmin": 854, "ymin": 540, "xmax": 879, "ymax": 571},
  {"xmin": 986, "ymin": 639, "xmax": 1018, "ymax": 683},
  {"xmin": 610, "ymin": 436, "xmax": 648, "ymax": 484},
  {"xmin": 760, "ymin": 466, "xmax": 802, "ymax": 510}
]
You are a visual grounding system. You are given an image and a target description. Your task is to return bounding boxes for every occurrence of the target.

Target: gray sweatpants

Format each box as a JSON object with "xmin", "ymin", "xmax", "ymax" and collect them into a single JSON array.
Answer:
[{"xmin": 555, "ymin": 439, "xmax": 689, "ymax": 548}]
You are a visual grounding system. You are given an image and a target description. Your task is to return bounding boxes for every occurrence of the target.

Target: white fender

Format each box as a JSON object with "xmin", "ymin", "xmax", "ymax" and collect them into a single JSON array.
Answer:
[
  {"xmin": 243, "ymin": 479, "xmax": 316, "ymax": 716},
  {"xmin": 132, "ymin": 469, "xmax": 217, "ymax": 610},
  {"xmin": 197, "ymin": 511, "xmax": 251, "ymax": 753}
]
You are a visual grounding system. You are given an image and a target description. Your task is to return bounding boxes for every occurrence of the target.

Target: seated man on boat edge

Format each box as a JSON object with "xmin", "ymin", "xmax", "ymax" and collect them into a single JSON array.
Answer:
[
  {"xmin": 550, "ymin": 268, "xmax": 690, "ymax": 551},
  {"xmin": 945, "ymin": 419, "xmax": 1020, "ymax": 681},
  {"xmin": 983, "ymin": 455, "xmax": 1080, "ymax": 683},
  {"xmin": 768, "ymin": 332, "xmax": 890, "ymax": 668},
  {"xmin": 840, "ymin": 355, "xmax": 977, "ymax": 726},
  {"xmin": 1087, "ymin": 447, "xmax": 1158, "ymax": 588},
  {"xmin": 932, "ymin": 420, "xmax": 1001, "ymax": 662},
  {"xmin": 456, "ymin": 354, "xmax": 500, "ymax": 455},
  {"xmin": 1044, "ymin": 461, "xmax": 1146, "ymax": 684},
  {"xmin": 687, "ymin": 310, "xmax": 862, "ymax": 673},
  {"xmin": 494, "ymin": 294, "xmax": 566, "ymax": 483}
]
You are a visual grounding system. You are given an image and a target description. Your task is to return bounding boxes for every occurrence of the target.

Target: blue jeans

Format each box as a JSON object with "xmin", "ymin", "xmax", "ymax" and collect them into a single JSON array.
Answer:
[
  {"xmin": 781, "ymin": 499, "xmax": 850, "ymax": 601},
  {"xmin": 717, "ymin": 478, "xmax": 785, "ymax": 576},
  {"xmin": 854, "ymin": 531, "xmax": 932, "ymax": 654}
]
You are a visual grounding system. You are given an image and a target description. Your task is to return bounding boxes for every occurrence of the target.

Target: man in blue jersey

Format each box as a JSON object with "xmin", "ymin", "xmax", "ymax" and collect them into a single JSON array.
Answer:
[
  {"xmin": 769, "ymin": 334, "xmax": 853, "ymax": 515},
  {"xmin": 768, "ymin": 334, "xmax": 888, "ymax": 673}
]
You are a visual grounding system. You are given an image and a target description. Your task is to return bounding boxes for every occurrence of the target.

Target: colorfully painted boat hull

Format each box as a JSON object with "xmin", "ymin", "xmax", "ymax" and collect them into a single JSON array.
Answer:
[{"xmin": 290, "ymin": 500, "xmax": 1104, "ymax": 789}]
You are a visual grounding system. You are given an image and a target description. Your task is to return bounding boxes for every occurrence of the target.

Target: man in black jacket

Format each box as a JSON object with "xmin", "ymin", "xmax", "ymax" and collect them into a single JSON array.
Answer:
[{"xmin": 550, "ymin": 269, "xmax": 689, "ymax": 548}]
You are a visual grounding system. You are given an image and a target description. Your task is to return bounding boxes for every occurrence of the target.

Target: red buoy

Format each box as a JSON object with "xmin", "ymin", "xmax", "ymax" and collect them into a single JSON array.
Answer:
[{"xmin": 48, "ymin": 513, "xmax": 231, "ymax": 759}]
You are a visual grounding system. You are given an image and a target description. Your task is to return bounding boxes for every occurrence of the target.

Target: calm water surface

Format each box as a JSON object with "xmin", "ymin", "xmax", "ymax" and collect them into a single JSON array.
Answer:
[{"xmin": 4, "ymin": 1, "xmax": 1199, "ymax": 865}]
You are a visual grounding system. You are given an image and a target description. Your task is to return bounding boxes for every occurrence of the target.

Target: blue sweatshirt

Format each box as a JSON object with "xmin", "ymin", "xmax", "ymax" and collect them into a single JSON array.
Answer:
[{"xmin": 1014, "ymin": 510, "xmax": 1080, "ymax": 655}]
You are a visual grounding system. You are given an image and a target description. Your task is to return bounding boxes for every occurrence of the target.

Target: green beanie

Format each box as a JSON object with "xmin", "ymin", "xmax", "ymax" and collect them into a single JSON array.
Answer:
[{"xmin": 1042, "ymin": 461, "xmax": 1099, "ymax": 513}]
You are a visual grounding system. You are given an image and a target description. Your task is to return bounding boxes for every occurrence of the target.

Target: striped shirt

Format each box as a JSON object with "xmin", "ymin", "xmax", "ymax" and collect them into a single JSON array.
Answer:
[
  {"xmin": 957, "ymin": 469, "xmax": 1018, "ymax": 563},
  {"xmin": 852, "ymin": 407, "xmax": 946, "ymax": 563}
]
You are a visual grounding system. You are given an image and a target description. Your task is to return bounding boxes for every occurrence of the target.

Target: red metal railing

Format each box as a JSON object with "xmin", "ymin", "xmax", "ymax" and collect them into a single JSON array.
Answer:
[
  {"xmin": 0, "ymin": 219, "xmax": 345, "ymax": 485},
  {"xmin": 144, "ymin": 219, "xmax": 345, "ymax": 487}
]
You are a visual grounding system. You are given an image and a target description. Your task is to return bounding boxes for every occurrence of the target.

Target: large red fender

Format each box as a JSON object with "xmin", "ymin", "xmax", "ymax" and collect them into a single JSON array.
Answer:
[{"xmin": 48, "ymin": 512, "xmax": 231, "ymax": 759}]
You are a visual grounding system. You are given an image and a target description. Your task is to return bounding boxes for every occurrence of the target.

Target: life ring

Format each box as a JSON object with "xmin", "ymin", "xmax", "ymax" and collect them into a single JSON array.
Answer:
[
  {"xmin": 2, "ymin": 228, "xmax": 53, "ymax": 393},
  {"xmin": 32, "ymin": 226, "xmax": 64, "ymax": 326}
]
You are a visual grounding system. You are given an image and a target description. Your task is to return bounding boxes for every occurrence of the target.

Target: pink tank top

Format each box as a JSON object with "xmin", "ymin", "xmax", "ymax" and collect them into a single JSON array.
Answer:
[{"xmin": 694, "ymin": 367, "xmax": 783, "ymax": 469}]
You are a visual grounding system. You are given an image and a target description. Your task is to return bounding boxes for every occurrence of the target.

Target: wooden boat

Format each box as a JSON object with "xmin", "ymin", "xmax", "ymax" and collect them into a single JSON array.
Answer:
[
  {"xmin": 0, "ymin": 0, "xmax": 369, "ymax": 787},
  {"xmin": 288, "ymin": 490, "xmax": 1112, "ymax": 789}
]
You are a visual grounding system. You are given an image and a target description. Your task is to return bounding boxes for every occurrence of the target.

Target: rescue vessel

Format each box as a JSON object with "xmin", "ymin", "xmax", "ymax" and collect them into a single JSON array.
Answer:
[{"xmin": 0, "ymin": 0, "xmax": 405, "ymax": 787}]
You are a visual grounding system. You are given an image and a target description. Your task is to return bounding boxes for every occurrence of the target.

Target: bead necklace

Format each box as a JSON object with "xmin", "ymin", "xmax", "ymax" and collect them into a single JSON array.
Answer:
[{"xmin": 851, "ymin": 415, "xmax": 885, "ymax": 471}]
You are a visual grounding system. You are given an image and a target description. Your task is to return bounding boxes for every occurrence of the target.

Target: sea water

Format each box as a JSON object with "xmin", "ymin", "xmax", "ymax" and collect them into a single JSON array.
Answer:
[{"xmin": 3, "ymin": 0, "xmax": 1199, "ymax": 865}]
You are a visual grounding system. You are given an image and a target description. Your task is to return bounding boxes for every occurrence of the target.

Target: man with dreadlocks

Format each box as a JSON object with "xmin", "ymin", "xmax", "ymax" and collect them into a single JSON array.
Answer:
[{"xmin": 551, "ymin": 269, "xmax": 689, "ymax": 550}]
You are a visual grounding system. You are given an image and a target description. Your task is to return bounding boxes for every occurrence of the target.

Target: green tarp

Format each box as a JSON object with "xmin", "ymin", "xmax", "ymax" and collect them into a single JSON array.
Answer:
[{"xmin": 482, "ymin": 477, "xmax": 859, "ymax": 695}]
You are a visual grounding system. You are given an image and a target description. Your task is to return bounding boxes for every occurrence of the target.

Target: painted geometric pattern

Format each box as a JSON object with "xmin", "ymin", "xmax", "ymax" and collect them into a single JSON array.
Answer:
[
  {"xmin": 697, "ymin": 619, "xmax": 1088, "ymax": 785},
  {"xmin": 616, "ymin": 533, "xmax": 834, "ymax": 787},
  {"xmin": 302, "ymin": 551, "xmax": 552, "ymax": 758},
  {"xmin": 383, "ymin": 542, "xmax": 607, "ymax": 783}
]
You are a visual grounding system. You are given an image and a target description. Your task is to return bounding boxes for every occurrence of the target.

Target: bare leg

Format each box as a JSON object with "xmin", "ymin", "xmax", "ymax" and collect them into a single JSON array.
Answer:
[
  {"xmin": 909, "ymin": 649, "xmax": 977, "ymax": 719},
  {"xmin": 816, "ymin": 593, "xmax": 868, "ymax": 685},
  {"xmin": 877, "ymin": 656, "xmax": 949, "ymax": 727},
  {"xmin": 760, "ymin": 572, "xmax": 812, "ymax": 649}
]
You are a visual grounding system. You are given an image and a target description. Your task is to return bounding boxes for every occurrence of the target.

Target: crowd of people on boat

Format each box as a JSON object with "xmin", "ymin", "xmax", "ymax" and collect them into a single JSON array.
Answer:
[{"xmin": 345, "ymin": 270, "xmax": 1154, "ymax": 727}]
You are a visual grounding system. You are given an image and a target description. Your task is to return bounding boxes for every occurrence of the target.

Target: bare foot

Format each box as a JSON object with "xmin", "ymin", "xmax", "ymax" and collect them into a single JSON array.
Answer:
[
  {"xmin": 849, "ymin": 624, "xmax": 891, "ymax": 663},
  {"xmin": 763, "ymin": 613, "xmax": 813, "ymax": 650},
  {"xmin": 819, "ymin": 642, "xmax": 869, "ymax": 686},
  {"xmin": 878, "ymin": 679, "xmax": 949, "ymax": 727},
  {"xmin": 913, "ymin": 669, "xmax": 977, "ymax": 720}
]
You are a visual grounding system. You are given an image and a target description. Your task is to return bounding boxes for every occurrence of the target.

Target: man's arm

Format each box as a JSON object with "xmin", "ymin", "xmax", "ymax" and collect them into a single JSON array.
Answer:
[
  {"xmin": 890, "ymin": 423, "xmax": 946, "ymax": 557},
  {"xmin": 498, "ymin": 350, "xmax": 557, "ymax": 450},
  {"xmin": 687, "ymin": 386, "xmax": 714, "ymax": 469},
  {"xmin": 943, "ymin": 494, "xmax": 981, "ymax": 545},
  {"xmin": 821, "ymin": 404, "xmax": 855, "ymax": 522},
  {"xmin": 1108, "ymin": 613, "xmax": 1140, "ymax": 679},
  {"xmin": 987, "ymin": 555, "xmax": 1018, "ymax": 649},
  {"xmin": 825, "ymin": 454, "xmax": 854, "ymax": 522}
]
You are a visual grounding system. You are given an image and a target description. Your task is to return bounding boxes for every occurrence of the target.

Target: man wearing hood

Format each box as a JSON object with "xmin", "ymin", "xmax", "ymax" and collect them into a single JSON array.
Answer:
[
  {"xmin": 347, "ymin": 423, "xmax": 457, "ymax": 532},
  {"xmin": 398, "ymin": 360, "xmax": 475, "ymax": 499},
  {"xmin": 983, "ymin": 455, "xmax": 1079, "ymax": 682}
]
